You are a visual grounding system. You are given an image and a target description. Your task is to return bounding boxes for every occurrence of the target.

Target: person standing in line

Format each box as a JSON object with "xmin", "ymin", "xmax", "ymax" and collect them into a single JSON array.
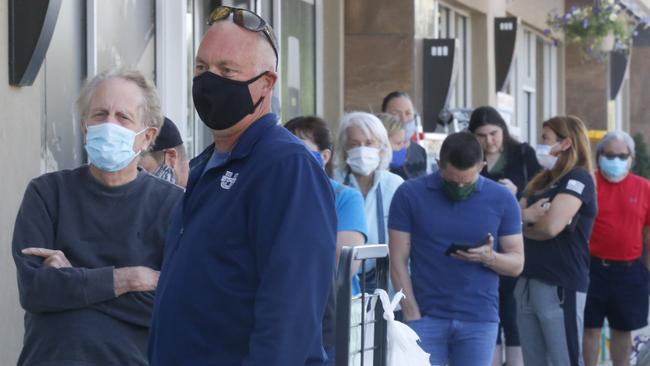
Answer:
[
  {"xmin": 12, "ymin": 68, "xmax": 183, "ymax": 366},
  {"xmin": 148, "ymin": 6, "xmax": 336, "ymax": 366},
  {"xmin": 377, "ymin": 112, "xmax": 410, "ymax": 178},
  {"xmin": 285, "ymin": 115, "xmax": 368, "ymax": 365},
  {"xmin": 333, "ymin": 111, "xmax": 404, "ymax": 292},
  {"xmin": 583, "ymin": 131, "xmax": 650, "ymax": 366},
  {"xmin": 139, "ymin": 117, "xmax": 190, "ymax": 187},
  {"xmin": 516, "ymin": 115, "xmax": 597, "ymax": 366},
  {"xmin": 468, "ymin": 106, "xmax": 542, "ymax": 366},
  {"xmin": 381, "ymin": 91, "xmax": 428, "ymax": 179},
  {"xmin": 389, "ymin": 132, "xmax": 524, "ymax": 366}
]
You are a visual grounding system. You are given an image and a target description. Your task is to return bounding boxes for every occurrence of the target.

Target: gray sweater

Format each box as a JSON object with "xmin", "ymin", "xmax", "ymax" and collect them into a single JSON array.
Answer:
[{"xmin": 12, "ymin": 166, "xmax": 183, "ymax": 366}]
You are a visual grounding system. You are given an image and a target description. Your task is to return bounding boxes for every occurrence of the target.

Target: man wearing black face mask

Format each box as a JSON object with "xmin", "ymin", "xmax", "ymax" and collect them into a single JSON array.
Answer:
[
  {"xmin": 148, "ymin": 6, "xmax": 337, "ymax": 366},
  {"xmin": 388, "ymin": 132, "xmax": 524, "ymax": 366}
]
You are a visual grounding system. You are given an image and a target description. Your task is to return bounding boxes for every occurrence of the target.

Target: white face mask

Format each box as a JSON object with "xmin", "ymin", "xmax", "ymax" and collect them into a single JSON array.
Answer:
[
  {"xmin": 346, "ymin": 146, "xmax": 381, "ymax": 176},
  {"xmin": 536, "ymin": 144, "xmax": 558, "ymax": 170}
]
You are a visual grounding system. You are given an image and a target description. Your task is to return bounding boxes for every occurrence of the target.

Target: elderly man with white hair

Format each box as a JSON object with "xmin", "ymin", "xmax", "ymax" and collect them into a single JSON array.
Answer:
[
  {"xmin": 583, "ymin": 131, "xmax": 650, "ymax": 366},
  {"xmin": 12, "ymin": 69, "xmax": 183, "ymax": 366},
  {"xmin": 334, "ymin": 111, "xmax": 404, "ymax": 291}
]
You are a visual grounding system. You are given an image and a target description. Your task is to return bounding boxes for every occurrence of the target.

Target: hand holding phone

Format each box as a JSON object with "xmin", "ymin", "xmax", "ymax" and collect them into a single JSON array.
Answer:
[{"xmin": 445, "ymin": 234, "xmax": 492, "ymax": 256}]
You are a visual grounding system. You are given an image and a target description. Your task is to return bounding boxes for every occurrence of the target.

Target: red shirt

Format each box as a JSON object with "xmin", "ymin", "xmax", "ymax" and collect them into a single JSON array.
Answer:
[{"xmin": 590, "ymin": 171, "xmax": 650, "ymax": 260}]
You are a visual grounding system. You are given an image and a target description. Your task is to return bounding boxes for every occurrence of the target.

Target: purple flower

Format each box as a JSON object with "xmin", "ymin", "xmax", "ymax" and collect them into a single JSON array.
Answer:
[
  {"xmin": 593, "ymin": 5, "xmax": 601, "ymax": 15},
  {"xmin": 543, "ymin": 28, "xmax": 552, "ymax": 36},
  {"xmin": 563, "ymin": 13, "xmax": 571, "ymax": 23},
  {"xmin": 553, "ymin": 38, "xmax": 560, "ymax": 46},
  {"xmin": 583, "ymin": 18, "xmax": 589, "ymax": 28},
  {"xmin": 570, "ymin": 5, "xmax": 577, "ymax": 13},
  {"xmin": 633, "ymin": 30, "xmax": 639, "ymax": 37}
]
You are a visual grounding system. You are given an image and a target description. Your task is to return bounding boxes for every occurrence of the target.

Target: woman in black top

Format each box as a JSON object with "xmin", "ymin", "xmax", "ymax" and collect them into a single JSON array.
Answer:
[
  {"xmin": 517, "ymin": 116, "xmax": 597, "ymax": 366},
  {"xmin": 468, "ymin": 106, "xmax": 542, "ymax": 366}
]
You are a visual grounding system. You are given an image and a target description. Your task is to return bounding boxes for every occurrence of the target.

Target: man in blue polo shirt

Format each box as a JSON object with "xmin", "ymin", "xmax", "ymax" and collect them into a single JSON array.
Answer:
[
  {"xmin": 148, "ymin": 6, "xmax": 337, "ymax": 366},
  {"xmin": 389, "ymin": 132, "xmax": 524, "ymax": 366}
]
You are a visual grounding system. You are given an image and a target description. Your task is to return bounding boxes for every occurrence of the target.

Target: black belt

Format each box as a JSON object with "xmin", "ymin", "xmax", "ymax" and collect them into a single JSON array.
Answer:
[{"xmin": 591, "ymin": 256, "xmax": 639, "ymax": 267}]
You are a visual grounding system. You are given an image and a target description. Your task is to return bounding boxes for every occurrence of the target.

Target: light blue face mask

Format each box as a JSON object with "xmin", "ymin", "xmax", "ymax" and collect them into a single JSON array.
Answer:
[
  {"xmin": 85, "ymin": 123, "xmax": 146, "ymax": 172},
  {"xmin": 404, "ymin": 119, "xmax": 417, "ymax": 142},
  {"xmin": 599, "ymin": 155, "xmax": 629, "ymax": 180}
]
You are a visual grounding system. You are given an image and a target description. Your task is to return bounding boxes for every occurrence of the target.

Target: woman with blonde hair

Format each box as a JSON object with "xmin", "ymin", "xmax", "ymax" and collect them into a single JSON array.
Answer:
[{"xmin": 515, "ymin": 116, "xmax": 597, "ymax": 366}]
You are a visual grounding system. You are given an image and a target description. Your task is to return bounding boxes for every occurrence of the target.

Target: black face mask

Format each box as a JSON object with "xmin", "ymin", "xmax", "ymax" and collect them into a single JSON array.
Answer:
[{"xmin": 192, "ymin": 71, "xmax": 267, "ymax": 130}]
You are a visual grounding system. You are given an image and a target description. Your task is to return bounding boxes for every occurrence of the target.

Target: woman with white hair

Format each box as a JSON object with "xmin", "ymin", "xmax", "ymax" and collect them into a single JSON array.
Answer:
[{"xmin": 334, "ymin": 111, "xmax": 404, "ymax": 290}]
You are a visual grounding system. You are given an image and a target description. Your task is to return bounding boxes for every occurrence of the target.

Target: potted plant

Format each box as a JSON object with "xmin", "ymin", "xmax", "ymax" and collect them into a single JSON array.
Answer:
[{"xmin": 545, "ymin": 0, "xmax": 646, "ymax": 61}]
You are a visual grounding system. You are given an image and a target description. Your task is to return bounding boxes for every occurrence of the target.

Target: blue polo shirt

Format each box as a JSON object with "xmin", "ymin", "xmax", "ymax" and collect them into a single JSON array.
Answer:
[
  {"xmin": 388, "ymin": 171, "xmax": 522, "ymax": 323},
  {"xmin": 149, "ymin": 113, "xmax": 337, "ymax": 366}
]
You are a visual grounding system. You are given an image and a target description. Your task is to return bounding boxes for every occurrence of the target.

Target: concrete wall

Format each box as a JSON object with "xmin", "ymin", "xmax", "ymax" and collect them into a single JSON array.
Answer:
[
  {"xmin": 563, "ymin": 0, "xmax": 614, "ymax": 131},
  {"xmin": 344, "ymin": 0, "xmax": 415, "ymax": 113},
  {"xmin": 0, "ymin": 0, "xmax": 45, "ymax": 363},
  {"xmin": 630, "ymin": 47, "xmax": 650, "ymax": 141}
]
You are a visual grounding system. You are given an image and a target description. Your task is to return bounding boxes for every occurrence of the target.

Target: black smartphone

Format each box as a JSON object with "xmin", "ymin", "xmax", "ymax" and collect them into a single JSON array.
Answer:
[{"xmin": 445, "ymin": 234, "xmax": 492, "ymax": 256}]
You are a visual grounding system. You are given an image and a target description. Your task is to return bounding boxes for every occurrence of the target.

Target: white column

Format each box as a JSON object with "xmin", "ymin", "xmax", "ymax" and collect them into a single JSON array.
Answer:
[{"xmin": 155, "ymin": 0, "xmax": 188, "ymax": 139}]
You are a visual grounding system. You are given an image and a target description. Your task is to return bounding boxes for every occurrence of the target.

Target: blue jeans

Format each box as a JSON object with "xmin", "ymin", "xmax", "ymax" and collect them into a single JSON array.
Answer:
[{"xmin": 408, "ymin": 315, "xmax": 498, "ymax": 366}]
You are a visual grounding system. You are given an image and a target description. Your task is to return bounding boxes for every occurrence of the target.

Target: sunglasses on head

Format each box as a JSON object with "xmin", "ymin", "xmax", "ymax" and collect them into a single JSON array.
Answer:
[
  {"xmin": 208, "ymin": 6, "xmax": 278, "ymax": 69},
  {"xmin": 602, "ymin": 152, "xmax": 630, "ymax": 160}
]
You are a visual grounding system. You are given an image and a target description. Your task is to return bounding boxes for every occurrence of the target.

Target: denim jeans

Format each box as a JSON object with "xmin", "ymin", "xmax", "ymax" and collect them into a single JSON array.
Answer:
[{"xmin": 408, "ymin": 315, "xmax": 498, "ymax": 366}]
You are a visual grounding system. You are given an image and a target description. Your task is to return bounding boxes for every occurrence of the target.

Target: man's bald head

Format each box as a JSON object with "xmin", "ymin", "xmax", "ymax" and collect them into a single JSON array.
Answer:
[
  {"xmin": 193, "ymin": 18, "xmax": 278, "ymax": 135},
  {"xmin": 198, "ymin": 21, "xmax": 275, "ymax": 77}
]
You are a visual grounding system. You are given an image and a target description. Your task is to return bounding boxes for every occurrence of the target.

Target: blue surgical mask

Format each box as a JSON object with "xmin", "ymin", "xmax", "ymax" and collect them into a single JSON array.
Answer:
[
  {"xmin": 404, "ymin": 120, "xmax": 417, "ymax": 142},
  {"xmin": 85, "ymin": 123, "xmax": 146, "ymax": 172},
  {"xmin": 599, "ymin": 155, "xmax": 629, "ymax": 180},
  {"xmin": 390, "ymin": 147, "xmax": 408, "ymax": 169},
  {"xmin": 310, "ymin": 150, "xmax": 324, "ymax": 168}
]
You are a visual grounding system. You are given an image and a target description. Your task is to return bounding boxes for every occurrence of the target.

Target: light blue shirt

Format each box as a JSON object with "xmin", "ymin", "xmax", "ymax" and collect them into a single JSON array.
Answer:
[{"xmin": 334, "ymin": 169, "xmax": 404, "ymax": 246}]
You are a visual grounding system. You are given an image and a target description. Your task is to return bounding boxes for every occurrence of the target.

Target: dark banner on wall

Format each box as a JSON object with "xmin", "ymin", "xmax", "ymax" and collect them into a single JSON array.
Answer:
[
  {"xmin": 9, "ymin": 0, "xmax": 62, "ymax": 86},
  {"xmin": 494, "ymin": 17, "xmax": 518, "ymax": 92},
  {"xmin": 421, "ymin": 38, "xmax": 456, "ymax": 132},
  {"xmin": 609, "ymin": 50, "xmax": 629, "ymax": 101}
]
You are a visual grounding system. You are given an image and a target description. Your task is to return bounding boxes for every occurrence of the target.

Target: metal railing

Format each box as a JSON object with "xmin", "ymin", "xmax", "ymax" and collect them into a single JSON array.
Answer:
[{"xmin": 335, "ymin": 244, "xmax": 389, "ymax": 366}]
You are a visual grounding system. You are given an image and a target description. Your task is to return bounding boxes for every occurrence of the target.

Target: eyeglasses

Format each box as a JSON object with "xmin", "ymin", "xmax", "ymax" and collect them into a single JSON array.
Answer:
[
  {"xmin": 208, "ymin": 6, "xmax": 278, "ymax": 69},
  {"xmin": 602, "ymin": 152, "xmax": 630, "ymax": 160}
]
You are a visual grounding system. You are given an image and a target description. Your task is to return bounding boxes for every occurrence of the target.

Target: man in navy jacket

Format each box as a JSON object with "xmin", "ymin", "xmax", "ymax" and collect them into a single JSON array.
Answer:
[{"xmin": 148, "ymin": 6, "xmax": 337, "ymax": 366}]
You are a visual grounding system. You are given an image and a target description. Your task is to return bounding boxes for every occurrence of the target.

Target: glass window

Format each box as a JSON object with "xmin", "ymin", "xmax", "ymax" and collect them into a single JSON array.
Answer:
[
  {"xmin": 95, "ymin": 0, "xmax": 156, "ymax": 81},
  {"xmin": 280, "ymin": 0, "xmax": 316, "ymax": 121},
  {"xmin": 43, "ymin": 0, "xmax": 86, "ymax": 172}
]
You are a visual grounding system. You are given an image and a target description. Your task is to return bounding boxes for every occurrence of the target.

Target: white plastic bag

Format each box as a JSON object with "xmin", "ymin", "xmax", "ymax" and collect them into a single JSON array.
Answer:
[{"xmin": 375, "ymin": 289, "xmax": 431, "ymax": 366}]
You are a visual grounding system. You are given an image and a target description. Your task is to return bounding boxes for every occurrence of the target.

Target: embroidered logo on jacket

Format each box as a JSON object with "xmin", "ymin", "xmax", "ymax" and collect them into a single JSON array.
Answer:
[{"xmin": 220, "ymin": 171, "xmax": 239, "ymax": 190}]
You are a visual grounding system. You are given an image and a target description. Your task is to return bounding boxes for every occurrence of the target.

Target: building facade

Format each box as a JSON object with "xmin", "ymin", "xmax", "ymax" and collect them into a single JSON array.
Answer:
[{"xmin": 1, "ymin": 0, "xmax": 650, "ymax": 363}]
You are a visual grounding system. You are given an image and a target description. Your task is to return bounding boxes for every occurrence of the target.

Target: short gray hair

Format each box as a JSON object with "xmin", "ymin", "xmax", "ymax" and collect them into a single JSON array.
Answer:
[
  {"xmin": 76, "ymin": 68, "xmax": 163, "ymax": 130},
  {"xmin": 596, "ymin": 130, "xmax": 635, "ymax": 158},
  {"xmin": 334, "ymin": 111, "xmax": 392, "ymax": 174}
]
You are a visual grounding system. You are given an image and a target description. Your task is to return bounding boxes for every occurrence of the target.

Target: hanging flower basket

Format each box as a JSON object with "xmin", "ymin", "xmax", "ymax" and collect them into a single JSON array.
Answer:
[
  {"xmin": 545, "ymin": 0, "xmax": 647, "ymax": 61},
  {"xmin": 600, "ymin": 31, "xmax": 616, "ymax": 52}
]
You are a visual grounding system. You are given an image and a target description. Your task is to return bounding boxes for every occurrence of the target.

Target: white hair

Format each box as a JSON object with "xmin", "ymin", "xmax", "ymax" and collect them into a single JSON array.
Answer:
[
  {"xmin": 596, "ymin": 130, "xmax": 635, "ymax": 158},
  {"xmin": 334, "ymin": 111, "xmax": 393, "ymax": 174}
]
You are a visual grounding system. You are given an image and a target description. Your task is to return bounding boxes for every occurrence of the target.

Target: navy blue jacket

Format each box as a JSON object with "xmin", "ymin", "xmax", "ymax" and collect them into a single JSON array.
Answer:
[{"xmin": 148, "ymin": 114, "xmax": 337, "ymax": 365}]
